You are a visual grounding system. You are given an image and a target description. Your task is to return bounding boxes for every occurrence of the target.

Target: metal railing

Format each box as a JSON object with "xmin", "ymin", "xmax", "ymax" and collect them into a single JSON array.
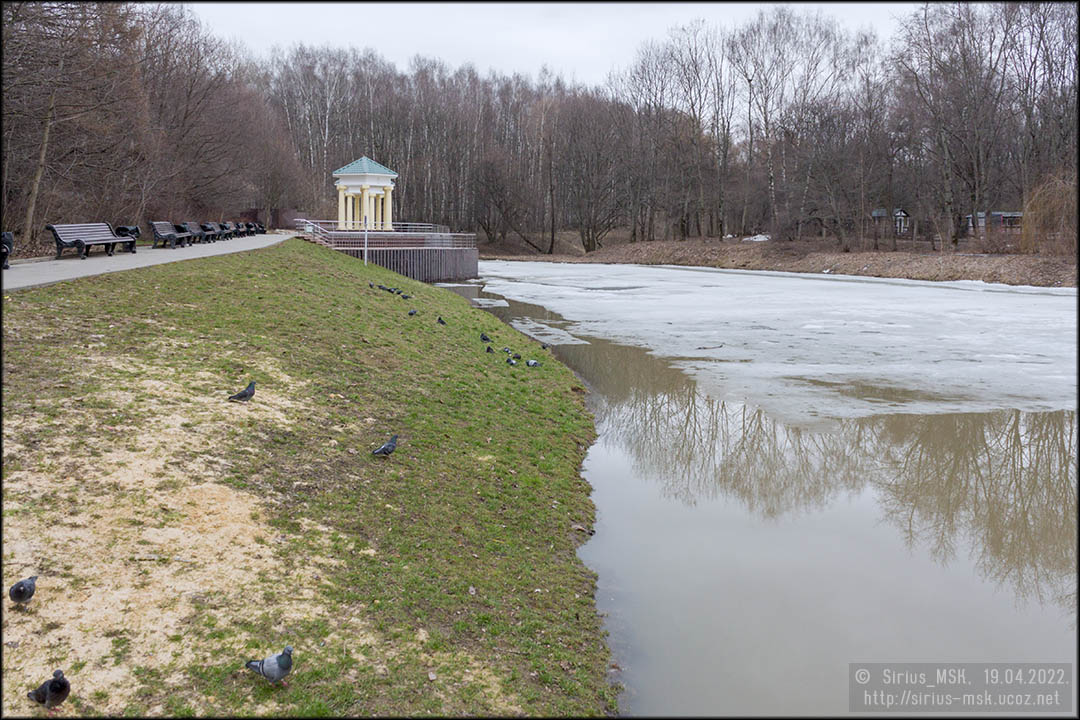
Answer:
[{"xmin": 294, "ymin": 219, "xmax": 476, "ymax": 249}]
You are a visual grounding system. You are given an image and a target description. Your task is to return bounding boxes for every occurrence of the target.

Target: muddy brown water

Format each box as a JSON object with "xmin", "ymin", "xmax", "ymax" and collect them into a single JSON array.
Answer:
[{"xmin": 448, "ymin": 280, "xmax": 1077, "ymax": 716}]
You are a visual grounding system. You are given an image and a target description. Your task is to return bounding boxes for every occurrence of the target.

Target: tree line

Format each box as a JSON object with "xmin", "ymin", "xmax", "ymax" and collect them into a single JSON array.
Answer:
[{"xmin": 3, "ymin": 2, "xmax": 1076, "ymax": 257}]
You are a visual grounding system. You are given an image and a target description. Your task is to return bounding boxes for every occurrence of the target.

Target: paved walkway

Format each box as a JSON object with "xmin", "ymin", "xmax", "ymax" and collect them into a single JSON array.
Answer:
[{"xmin": 2, "ymin": 232, "xmax": 291, "ymax": 291}]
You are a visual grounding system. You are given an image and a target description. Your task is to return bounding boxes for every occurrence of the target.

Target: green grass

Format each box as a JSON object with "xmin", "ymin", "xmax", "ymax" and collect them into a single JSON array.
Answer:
[{"xmin": 2, "ymin": 238, "xmax": 617, "ymax": 715}]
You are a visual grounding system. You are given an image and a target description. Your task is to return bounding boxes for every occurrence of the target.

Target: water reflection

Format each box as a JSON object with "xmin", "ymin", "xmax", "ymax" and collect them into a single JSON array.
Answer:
[
  {"xmin": 582, "ymin": 334, "xmax": 1077, "ymax": 617},
  {"xmin": 465, "ymin": 287, "xmax": 1078, "ymax": 617}
]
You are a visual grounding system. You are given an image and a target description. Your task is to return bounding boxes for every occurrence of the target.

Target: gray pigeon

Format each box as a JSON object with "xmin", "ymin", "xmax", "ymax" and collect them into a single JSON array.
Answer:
[
  {"xmin": 246, "ymin": 646, "xmax": 293, "ymax": 686},
  {"xmin": 480, "ymin": 332, "xmax": 491, "ymax": 342},
  {"xmin": 526, "ymin": 360, "xmax": 541, "ymax": 367},
  {"xmin": 502, "ymin": 347, "xmax": 511, "ymax": 354},
  {"xmin": 506, "ymin": 358, "xmax": 517, "ymax": 366},
  {"xmin": 408, "ymin": 310, "xmax": 417, "ymax": 316},
  {"xmin": 369, "ymin": 282, "xmax": 374, "ymax": 288},
  {"xmin": 512, "ymin": 353, "xmax": 521, "ymax": 360},
  {"xmin": 437, "ymin": 316, "xmax": 447, "ymax": 325},
  {"xmin": 401, "ymin": 294, "xmax": 411, "ymax": 300},
  {"xmin": 28, "ymin": 669, "xmax": 69, "ymax": 710},
  {"xmin": 486, "ymin": 346, "xmax": 494, "ymax": 353},
  {"xmin": 228, "ymin": 381, "xmax": 255, "ymax": 402},
  {"xmin": 372, "ymin": 434, "xmax": 398, "ymax": 456},
  {"xmin": 9, "ymin": 576, "xmax": 37, "ymax": 605},
  {"xmin": 541, "ymin": 344, "xmax": 549, "ymax": 350}
]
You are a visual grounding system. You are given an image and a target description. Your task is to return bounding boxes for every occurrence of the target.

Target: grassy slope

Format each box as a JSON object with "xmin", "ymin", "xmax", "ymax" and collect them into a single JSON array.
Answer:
[{"xmin": 2, "ymin": 238, "xmax": 616, "ymax": 716}]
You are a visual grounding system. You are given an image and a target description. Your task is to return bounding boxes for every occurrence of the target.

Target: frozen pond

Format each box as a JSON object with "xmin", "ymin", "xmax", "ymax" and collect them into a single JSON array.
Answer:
[{"xmin": 452, "ymin": 262, "xmax": 1078, "ymax": 715}]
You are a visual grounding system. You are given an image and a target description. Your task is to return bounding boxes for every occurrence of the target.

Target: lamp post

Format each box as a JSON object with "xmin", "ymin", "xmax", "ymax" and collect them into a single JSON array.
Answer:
[{"xmin": 363, "ymin": 216, "xmax": 368, "ymax": 265}]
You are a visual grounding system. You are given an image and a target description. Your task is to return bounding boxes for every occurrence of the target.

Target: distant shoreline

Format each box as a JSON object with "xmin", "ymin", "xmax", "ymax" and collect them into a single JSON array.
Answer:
[{"xmin": 480, "ymin": 239, "xmax": 1077, "ymax": 288}]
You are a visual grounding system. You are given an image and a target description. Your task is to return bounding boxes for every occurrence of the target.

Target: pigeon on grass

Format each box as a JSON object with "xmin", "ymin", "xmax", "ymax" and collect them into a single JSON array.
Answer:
[
  {"xmin": 480, "ymin": 332, "xmax": 491, "ymax": 342},
  {"xmin": 372, "ymin": 434, "xmax": 398, "ymax": 456},
  {"xmin": 486, "ymin": 346, "xmax": 494, "ymax": 354},
  {"xmin": 526, "ymin": 360, "xmax": 541, "ymax": 367},
  {"xmin": 28, "ymin": 670, "xmax": 69, "ymax": 711},
  {"xmin": 228, "ymin": 381, "xmax": 255, "ymax": 402},
  {"xmin": 506, "ymin": 358, "xmax": 517, "ymax": 366},
  {"xmin": 437, "ymin": 316, "xmax": 447, "ymax": 325},
  {"xmin": 408, "ymin": 310, "xmax": 417, "ymax": 316},
  {"xmin": 9, "ymin": 576, "xmax": 37, "ymax": 605},
  {"xmin": 246, "ymin": 646, "xmax": 293, "ymax": 686}
]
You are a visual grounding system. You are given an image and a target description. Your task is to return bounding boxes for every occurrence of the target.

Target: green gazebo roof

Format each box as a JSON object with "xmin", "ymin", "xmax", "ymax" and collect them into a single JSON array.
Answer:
[{"xmin": 333, "ymin": 156, "xmax": 397, "ymax": 177}]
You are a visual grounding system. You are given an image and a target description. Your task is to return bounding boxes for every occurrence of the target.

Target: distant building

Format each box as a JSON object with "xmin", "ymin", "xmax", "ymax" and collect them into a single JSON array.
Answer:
[
  {"xmin": 965, "ymin": 211, "xmax": 1023, "ymax": 234},
  {"xmin": 871, "ymin": 207, "xmax": 910, "ymax": 236}
]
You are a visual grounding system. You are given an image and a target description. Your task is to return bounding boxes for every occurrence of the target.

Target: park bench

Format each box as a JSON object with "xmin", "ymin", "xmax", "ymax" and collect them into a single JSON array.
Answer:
[
  {"xmin": 254, "ymin": 222, "xmax": 266, "ymax": 233},
  {"xmin": 149, "ymin": 221, "xmax": 192, "ymax": 249},
  {"xmin": 223, "ymin": 221, "xmax": 244, "ymax": 237},
  {"xmin": 245, "ymin": 222, "xmax": 258, "ymax": 235},
  {"xmin": 237, "ymin": 222, "xmax": 253, "ymax": 236},
  {"xmin": 203, "ymin": 221, "xmax": 231, "ymax": 240},
  {"xmin": 45, "ymin": 222, "xmax": 137, "ymax": 259},
  {"xmin": 181, "ymin": 221, "xmax": 212, "ymax": 243},
  {"xmin": 2, "ymin": 231, "xmax": 13, "ymax": 269}
]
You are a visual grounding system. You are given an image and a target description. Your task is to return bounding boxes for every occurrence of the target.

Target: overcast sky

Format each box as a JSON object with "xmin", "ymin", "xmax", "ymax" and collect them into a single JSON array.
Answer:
[{"xmin": 187, "ymin": 2, "xmax": 920, "ymax": 87}]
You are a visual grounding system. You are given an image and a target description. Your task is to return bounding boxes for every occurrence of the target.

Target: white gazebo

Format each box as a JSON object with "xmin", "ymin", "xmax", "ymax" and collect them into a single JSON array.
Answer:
[{"xmin": 333, "ymin": 156, "xmax": 397, "ymax": 230}]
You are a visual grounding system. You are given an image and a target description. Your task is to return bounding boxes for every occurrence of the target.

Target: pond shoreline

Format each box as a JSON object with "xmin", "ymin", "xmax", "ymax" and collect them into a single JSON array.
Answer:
[{"xmin": 480, "ymin": 239, "xmax": 1076, "ymax": 288}]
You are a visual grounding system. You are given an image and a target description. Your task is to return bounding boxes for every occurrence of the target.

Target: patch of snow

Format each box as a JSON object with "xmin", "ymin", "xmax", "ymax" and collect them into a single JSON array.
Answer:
[{"xmin": 743, "ymin": 234, "xmax": 770, "ymax": 242}]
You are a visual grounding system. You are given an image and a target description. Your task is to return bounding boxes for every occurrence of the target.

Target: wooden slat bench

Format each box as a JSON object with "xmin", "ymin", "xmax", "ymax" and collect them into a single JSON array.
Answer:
[
  {"xmin": 2, "ymin": 231, "xmax": 13, "ymax": 269},
  {"xmin": 45, "ymin": 223, "xmax": 137, "ymax": 259},
  {"xmin": 202, "ymin": 221, "xmax": 231, "ymax": 240},
  {"xmin": 149, "ymin": 221, "xmax": 192, "ymax": 249},
  {"xmin": 181, "ymin": 222, "xmax": 212, "ymax": 243}
]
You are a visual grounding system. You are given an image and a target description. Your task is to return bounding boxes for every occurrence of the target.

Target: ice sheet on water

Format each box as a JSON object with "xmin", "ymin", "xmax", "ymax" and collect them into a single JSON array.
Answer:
[
  {"xmin": 479, "ymin": 260, "xmax": 1077, "ymax": 426},
  {"xmin": 506, "ymin": 317, "xmax": 590, "ymax": 345},
  {"xmin": 469, "ymin": 297, "xmax": 509, "ymax": 308}
]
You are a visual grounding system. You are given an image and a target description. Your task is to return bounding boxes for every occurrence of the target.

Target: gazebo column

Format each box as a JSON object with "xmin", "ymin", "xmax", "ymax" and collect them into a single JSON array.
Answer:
[
  {"xmin": 345, "ymin": 192, "xmax": 354, "ymax": 229},
  {"xmin": 337, "ymin": 186, "xmax": 346, "ymax": 229},
  {"xmin": 383, "ymin": 187, "xmax": 393, "ymax": 230},
  {"xmin": 374, "ymin": 192, "xmax": 383, "ymax": 228},
  {"xmin": 360, "ymin": 185, "xmax": 370, "ymax": 229},
  {"xmin": 353, "ymin": 195, "xmax": 361, "ymax": 229}
]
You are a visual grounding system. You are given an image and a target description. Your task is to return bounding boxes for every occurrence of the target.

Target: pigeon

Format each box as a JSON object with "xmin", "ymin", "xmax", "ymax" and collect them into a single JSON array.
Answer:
[
  {"xmin": 502, "ymin": 347, "xmax": 511, "ymax": 354},
  {"xmin": 486, "ymin": 346, "xmax": 494, "ymax": 354},
  {"xmin": 394, "ymin": 288, "xmax": 402, "ymax": 295},
  {"xmin": 228, "ymin": 381, "xmax": 255, "ymax": 402},
  {"xmin": 9, "ymin": 576, "xmax": 37, "ymax": 605},
  {"xmin": 372, "ymin": 434, "xmax": 398, "ymax": 456},
  {"xmin": 541, "ymin": 344, "xmax": 549, "ymax": 350},
  {"xmin": 506, "ymin": 358, "xmax": 517, "ymax": 366},
  {"xmin": 402, "ymin": 294, "xmax": 411, "ymax": 300},
  {"xmin": 437, "ymin": 317, "xmax": 446, "ymax": 325},
  {"xmin": 526, "ymin": 360, "xmax": 541, "ymax": 367},
  {"xmin": 377, "ymin": 284, "xmax": 389, "ymax": 291},
  {"xmin": 408, "ymin": 309, "xmax": 417, "ymax": 316},
  {"xmin": 28, "ymin": 669, "xmax": 69, "ymax": 711},
  {"xmin": 369, "ymin": 282, "xmax": 374, "ymax": 288},
  {"xmin": 246, "ymin": 646, "xmax": 293, "ymax": 686},
  {"xmin": 512, "ymin": 353, "xmax": 521, "ymax": 360},
  {"xmin": 480, "ymin": 332, "xmax": 491, "ymax": 342}
]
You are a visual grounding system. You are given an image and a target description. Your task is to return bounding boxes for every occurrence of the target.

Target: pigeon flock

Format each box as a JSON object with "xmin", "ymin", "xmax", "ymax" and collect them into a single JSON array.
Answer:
[{"xmin": 8, "ymin": 273, "xmax": 554, "ymax": 713}]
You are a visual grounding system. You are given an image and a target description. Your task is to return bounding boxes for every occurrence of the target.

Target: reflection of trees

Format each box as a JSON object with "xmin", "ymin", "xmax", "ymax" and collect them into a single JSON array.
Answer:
[
  {"xmin": 484, "ymin": 296, "xmax": 1077, "ymax": 614},
  {"xmin": 873, "ymin": 411, "xmax": 1077, "ymax": 617},
  {"xmin": 590, "ymin": 363, "xmax": 1077, "ymax": 614}
]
